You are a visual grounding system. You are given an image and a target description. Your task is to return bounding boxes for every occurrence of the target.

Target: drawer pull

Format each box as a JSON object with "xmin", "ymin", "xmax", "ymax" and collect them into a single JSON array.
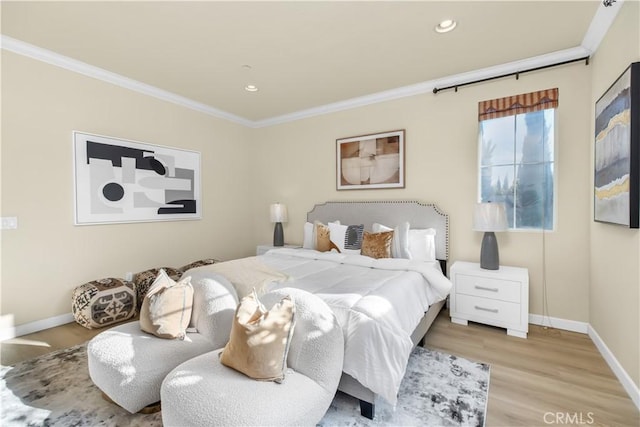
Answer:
[
  {"xmin": 475, "ymin": 285, "xmax": 499, "ymax": 292},
  {"xmin": 474, "ymin": 305, "xmax": 499, "ymax": 313}
]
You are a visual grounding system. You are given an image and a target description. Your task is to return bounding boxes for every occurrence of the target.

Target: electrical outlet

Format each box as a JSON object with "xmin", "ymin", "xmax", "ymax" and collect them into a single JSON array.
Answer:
[
  {"xmin": 1, "ymin": 217, "xmax": 18, "ymax": 230},
  {"xmin": 125, "ymin": 272, "xmax": 133, "ymax": 281}
]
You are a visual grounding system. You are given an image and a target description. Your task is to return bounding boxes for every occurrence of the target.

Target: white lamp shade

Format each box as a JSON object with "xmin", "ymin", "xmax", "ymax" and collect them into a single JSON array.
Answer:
[
  {"xmin": 473, "ymin": 203, "xmax": 508, "ymax": 231},
  {"xmin": 270, "ymin": 203, "xmax": 288, "ymax": 223}
]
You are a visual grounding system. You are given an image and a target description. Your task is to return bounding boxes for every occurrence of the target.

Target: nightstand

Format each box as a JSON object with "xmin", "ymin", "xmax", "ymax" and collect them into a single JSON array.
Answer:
[
  {"xmin": 256, "ymin": 244, "xmax": 301, "ymax": 256},
  {"xmin": 449, "ymin": 261, "xmax": 529, "ymax": 338}
]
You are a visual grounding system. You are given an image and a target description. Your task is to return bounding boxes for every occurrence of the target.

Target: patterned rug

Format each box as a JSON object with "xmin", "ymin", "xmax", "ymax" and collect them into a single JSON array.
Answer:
[{"xmin": 1, "ymin": 344, "xmax": 489, "ymax": 426}]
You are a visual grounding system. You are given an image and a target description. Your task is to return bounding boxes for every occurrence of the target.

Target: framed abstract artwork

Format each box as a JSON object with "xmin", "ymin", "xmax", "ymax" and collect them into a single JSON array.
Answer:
[
  {"xmin": 594, "ymin": 62, "xmax": 639, "ymax": 228},
  {"xmin": 336, "ymin": 129, "xmax": 405, "ymax": 190},
  {"xmin": 73, "ymin": 131, "xmax": 201, "ymax": 225}
]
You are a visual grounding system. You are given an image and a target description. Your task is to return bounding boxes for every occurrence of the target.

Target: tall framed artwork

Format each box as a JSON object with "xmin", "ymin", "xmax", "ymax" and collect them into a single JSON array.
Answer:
[
  {"xmin": 73, "ymin": 131, "xmax": 201, "ymax": 225},
  {"xmin": 336, "ymin": 129, "xmax": 405, "ymax": 190},
  {"xmin": 594, "ymin": 62, "xmax": 639, "ymax": 228}
]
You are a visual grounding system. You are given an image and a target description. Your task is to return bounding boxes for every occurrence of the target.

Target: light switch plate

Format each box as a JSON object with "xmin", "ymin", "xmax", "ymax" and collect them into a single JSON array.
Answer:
[{"xmin": 1, "ymin": 217, "xmax": 18, "ymax": 230}]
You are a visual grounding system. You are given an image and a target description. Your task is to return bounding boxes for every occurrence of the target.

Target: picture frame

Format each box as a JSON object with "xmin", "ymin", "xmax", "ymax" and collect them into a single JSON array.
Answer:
[
  {"xmin": 73, "ymin": 131, "xmax": 201, "ymax": 225},
  {"xmin": 336, "ymin": 129, "xmax": 405, "ymax": 190},
  {"xmin": 594, "ymin": 62, "xmax": 639, "ymax": 228}
]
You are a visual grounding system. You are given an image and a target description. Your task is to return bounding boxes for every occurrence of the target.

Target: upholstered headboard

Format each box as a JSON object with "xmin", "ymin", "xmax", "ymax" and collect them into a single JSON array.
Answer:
[{"xmin": 306, "ymin": 200, "xmax": 449, "ymax": 262}]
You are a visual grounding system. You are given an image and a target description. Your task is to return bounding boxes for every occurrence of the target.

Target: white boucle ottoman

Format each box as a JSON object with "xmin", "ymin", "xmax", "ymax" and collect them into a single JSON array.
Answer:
[
  {"xmin": 161, "ymin": 288, "xmax": 345, "ymax": 427},
  {"xmin": 88, "ymin": 322, "xmax": 216, "ymax": 413},
  {"xmin": 87, "ymin": 271, "xmax": 238, "ymax": 413}
]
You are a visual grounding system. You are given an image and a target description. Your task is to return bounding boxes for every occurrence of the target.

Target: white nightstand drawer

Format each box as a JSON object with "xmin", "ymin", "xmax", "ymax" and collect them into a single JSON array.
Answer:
[
  {"xmin": 455, "ymin": 294, "xmax": 521, "ymax": 326},
  {"xmin": 455, "ymin": 274, "xmax": 521, "ymax": 303}
]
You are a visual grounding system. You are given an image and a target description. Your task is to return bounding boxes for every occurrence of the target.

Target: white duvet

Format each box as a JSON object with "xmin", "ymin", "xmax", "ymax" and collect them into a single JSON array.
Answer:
[{"xmin": 259, "ymin": 248, "xmax": 452, "ymax": 405}]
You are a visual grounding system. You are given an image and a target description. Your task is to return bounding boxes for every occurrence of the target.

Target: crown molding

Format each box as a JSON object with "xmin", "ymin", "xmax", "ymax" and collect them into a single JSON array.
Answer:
[
  {"xmin": 0, "ymin": 35, "xmax": 253, "ymax": 128},
  {"xmin": 252, "ymin": 46, "xmax": 591, "ymax": 128},
  {"xmin": 581, "ymin": 0, "xmax": 624, "ymax": 54},
  {"xmin": 0, "ymin": 1, "xmax": 618, "ymax": 129}
]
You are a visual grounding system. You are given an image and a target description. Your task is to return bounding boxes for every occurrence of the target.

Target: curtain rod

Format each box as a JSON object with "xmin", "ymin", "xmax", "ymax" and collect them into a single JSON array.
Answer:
[{"xmin": 432, "ymin": 56, "xmax": 590, "ymax": 94}]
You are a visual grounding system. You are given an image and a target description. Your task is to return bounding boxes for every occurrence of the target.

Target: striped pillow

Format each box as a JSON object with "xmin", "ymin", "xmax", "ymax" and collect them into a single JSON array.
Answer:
[{"xmin": 328, "ymin": 222, "xmax": 364, "ymax": 254}]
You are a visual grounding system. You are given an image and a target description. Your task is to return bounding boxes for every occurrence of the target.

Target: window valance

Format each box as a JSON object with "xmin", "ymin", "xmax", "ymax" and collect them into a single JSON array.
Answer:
[{"xmin": 478, "ymin": 88, "xmax": 558, "ymax": 121}]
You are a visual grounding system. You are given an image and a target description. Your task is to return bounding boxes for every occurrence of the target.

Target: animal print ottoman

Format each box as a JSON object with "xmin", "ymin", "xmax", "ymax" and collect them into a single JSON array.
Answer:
[
  {"xmin": 179, "ymin": 258, "xmax": 219, "ymax": 272},
  {"xmin": 72, "ymin": 278, "xmax": 137, "ymax": 329}
]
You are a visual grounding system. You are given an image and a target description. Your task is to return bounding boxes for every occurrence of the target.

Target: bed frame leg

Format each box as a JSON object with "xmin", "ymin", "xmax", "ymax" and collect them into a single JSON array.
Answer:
[{"xmin": 359, "ymin": 400, "xmax": 375, "ymax": 419}]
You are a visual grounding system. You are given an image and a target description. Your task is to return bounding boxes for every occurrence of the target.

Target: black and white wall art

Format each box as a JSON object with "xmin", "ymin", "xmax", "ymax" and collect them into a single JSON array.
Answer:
[{"xmin": 73, "ymin": 132, "xmax": 201, "ymax": 225}]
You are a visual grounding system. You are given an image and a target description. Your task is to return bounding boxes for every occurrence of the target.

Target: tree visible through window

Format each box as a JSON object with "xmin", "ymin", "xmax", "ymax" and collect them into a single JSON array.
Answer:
[{"xmin": 478, "ymin": 89, "xmax": 557, "ymax": 230}]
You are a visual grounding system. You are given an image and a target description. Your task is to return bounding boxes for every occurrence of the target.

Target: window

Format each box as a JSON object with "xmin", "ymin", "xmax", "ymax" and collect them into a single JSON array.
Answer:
[{"xmin": 478, "ymin": 89, "xmax": 557, "ymax": 230}]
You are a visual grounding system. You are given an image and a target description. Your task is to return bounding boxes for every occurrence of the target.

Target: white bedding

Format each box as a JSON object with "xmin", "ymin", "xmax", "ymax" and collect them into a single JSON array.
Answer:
[{"xmin": 258, "ymin": 248, "xmax": 452, "ymax": 405}]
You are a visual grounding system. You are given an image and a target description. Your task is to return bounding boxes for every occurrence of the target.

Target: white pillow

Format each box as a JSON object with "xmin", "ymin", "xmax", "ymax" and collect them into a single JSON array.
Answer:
[
  {"xmin": 303, "ymin": 220, "xmax": 340, "ymax": 250},
  {"xmin": 328, "ymin": 222, "xmax": 364, "ymax": 254},
  {"xmin": 372, "ymin": 222, "xmax": 411, "ymax": 259},
  {"xmin": 408, "ymin": 228, "xmax": 437, "ymax": 262},
  {"xmin": 302, "ymin": 222, "xmax": 314, "ymax": 249}
]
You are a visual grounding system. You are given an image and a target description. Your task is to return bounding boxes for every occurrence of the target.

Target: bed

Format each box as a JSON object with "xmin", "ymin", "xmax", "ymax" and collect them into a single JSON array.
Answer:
[{"xmin": 193, "ymin": 200, "xmax": 451, "ymax": 419}]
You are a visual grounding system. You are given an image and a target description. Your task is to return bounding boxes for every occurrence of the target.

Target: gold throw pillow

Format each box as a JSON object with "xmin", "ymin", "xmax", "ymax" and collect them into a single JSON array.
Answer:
[
  {"xmin": 220, "ymin": 290, "xmax": 295, "ymax": 382},
  {"xmin": 139, "ymin": 269, "xmax": 194, "ymax": 339},
  {"xmin": 361, "ymin": 230, "xmax": 394, "ymax": 259},
  {"xmin": 315, "ymin": 222, "xmax": 332, "ymax": 252}
]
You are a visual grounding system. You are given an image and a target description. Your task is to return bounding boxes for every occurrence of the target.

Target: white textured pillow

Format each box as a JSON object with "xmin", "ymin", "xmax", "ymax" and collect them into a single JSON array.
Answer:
[
  {"xmin": 303, "ymin": 220, "xmax": 340, "ymax": 250},
  {"xmin": 408, "ymin": 228, "xmax": 437, "ymax": 262},
  {"xmin": 328, "ymin": 222, "xmax": 364, "ymax": 254},
  {"xmin": 372, "ymin": 222, "xmax": 411, "ymax": 259}
]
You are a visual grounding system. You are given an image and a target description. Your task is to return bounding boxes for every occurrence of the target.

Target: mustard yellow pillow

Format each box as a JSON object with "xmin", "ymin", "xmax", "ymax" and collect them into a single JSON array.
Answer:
[
  {"xmin": 139, "ymin": 269, "xmax": 194, "ymax": 340},
  {"xmin": 361, "ymin": 230, "xmax": 394, "ymax": 259},
  {"xmin": 220, "ymin": 290, "xmax": 295, "ymax": 382}
]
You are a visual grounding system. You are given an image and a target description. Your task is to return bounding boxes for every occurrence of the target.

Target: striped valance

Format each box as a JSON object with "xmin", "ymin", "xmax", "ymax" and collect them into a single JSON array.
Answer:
[{"xmin": 478, "ymin": 88, "xmax": 558, "ymax": 121}]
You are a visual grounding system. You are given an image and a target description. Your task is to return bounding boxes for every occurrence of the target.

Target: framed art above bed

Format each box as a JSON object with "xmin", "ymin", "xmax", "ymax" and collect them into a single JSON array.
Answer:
[{"xmin": 336, "ymin": 130, "xmax": 405, "ymax": 190}]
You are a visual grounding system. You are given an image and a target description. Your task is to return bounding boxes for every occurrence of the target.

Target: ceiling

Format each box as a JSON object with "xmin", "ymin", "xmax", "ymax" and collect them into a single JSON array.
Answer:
[{"xmin": 1, "ymin": 1, "xmax": 603, "ymax": 125}]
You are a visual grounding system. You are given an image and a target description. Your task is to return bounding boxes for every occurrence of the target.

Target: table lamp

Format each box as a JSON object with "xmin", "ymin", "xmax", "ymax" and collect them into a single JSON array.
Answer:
[
  {"xmin": 270, "ymin": 203, "xmax": 288, "ymax": 247},
  {"xmin": 473, "ymin": 202, "xmax": 508, "ymax": 270}
]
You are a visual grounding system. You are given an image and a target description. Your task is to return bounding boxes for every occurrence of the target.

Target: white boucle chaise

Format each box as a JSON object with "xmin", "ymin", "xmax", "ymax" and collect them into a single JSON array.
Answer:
[
  {"xmin": 87, "ymin": 270, "xmax": 238, "ymax": 413},
  {"xmin": 160, "ymin": 287, "xmax": 345, "ymax": 427}
]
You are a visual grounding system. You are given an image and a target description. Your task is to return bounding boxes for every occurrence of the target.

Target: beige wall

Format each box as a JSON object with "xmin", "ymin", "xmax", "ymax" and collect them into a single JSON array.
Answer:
[
  {"xmin": 1, "ymin": 51, "xmax": 255, "ymax": 326},
  {"xmin": 251, "ymin": 63, "xmax": 593, "ymax": 324},
  {"xmin": 589, "ymin": 1, "xmax": 640, "ymax": 388}
]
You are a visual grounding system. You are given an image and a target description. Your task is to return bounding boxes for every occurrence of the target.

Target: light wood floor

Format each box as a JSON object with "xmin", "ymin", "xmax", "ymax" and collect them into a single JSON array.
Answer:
[{"xmin": 2, "ymin": 310, "xmax": 638, "ymax": 426}]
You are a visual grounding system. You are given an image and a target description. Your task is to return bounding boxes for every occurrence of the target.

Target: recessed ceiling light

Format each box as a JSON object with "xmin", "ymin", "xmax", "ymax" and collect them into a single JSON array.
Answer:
[
  {"xmin": 245, "ymin": 84, "xmax": 259, "ymax": 92},
  {"xmin": 435, "ymin": 19, "xmax": 457, "ymax": 33}
]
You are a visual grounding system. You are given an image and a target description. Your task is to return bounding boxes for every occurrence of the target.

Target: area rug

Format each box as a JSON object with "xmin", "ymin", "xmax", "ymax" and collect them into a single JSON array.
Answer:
[{"xmin": 1, "ymin": 344, "xmax": 489, "ymax": 426}]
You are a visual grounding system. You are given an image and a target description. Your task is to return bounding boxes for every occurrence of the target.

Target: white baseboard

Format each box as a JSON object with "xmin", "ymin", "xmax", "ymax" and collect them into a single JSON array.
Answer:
[
  {"xmin": 528, "ymin": 314, "xmax": 638, "ymax": 410},
  {"xmin": 529, "ymin": 313, "xmax": 589, "ymax": 334},
  {"xmin": 588, "ymin": 325, "xmax": 640, "ymax": 410},
  {"xmin": 0, "ymin": 313, "xmax": 74, "ymax": 342}
]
